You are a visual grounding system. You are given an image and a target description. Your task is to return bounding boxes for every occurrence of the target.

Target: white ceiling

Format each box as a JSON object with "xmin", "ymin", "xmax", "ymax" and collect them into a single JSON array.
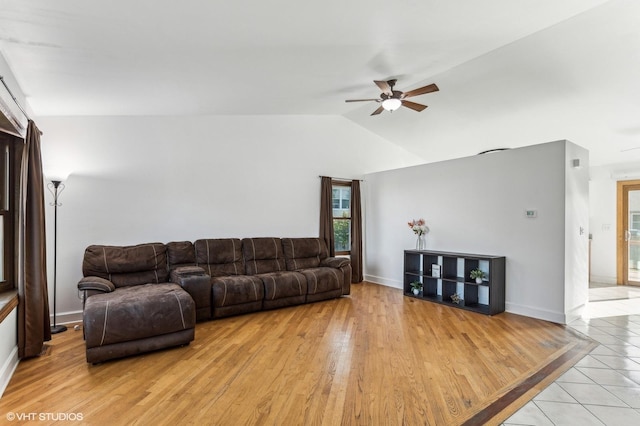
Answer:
[{"xmin": 1, "ymin": 0, "xmax": 638, "ymax": 167}]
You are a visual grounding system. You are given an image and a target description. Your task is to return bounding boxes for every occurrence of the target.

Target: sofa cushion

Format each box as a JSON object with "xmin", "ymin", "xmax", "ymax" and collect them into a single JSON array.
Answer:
[
  {"xmin": 195, "ymin": 238, "xmax": 243, "ymax": 277},
  {"xmin": 83, "ymin": 243, "xmax": 168, "ymax": 288},
  {"xmin": 281, "ymin": 238, "xmax": 328, "ymax": 270},
  {"xmin": 166, "ymin": 241, "xmax": 196, "ymax": 270},
  {"xmin": 298, "ymin": 267, "xmax": 342, "ymax": 295},
  {"xmin": 211, "ymin": 275, "xmax": 264, "ymax": 308},
  {"xmin": 242, "ymin": 238, "xmax": 286, "ymax": 275},
  {"xmin": 83, "ymin": 283, "xmax": 195, "ymax": 348},
  {"xmin": 258, "ymin": 271, "xmax": 307, "ymax": 301}
]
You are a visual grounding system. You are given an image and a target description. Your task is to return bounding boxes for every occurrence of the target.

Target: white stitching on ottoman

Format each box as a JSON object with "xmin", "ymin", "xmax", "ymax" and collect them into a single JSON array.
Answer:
[
  {"xmin": 99, "ymin": 301, "xmax": 110, "ymax": 346},
  {"xmin": 173, "ymin": 292, "xmax": 186, "ymax": 329}
]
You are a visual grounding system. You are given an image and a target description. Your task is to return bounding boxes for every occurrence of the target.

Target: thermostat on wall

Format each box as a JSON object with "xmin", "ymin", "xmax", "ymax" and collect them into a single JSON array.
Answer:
[{"xmin": 525, "ymin": 209, "xmax": 537, "ymax": 218}]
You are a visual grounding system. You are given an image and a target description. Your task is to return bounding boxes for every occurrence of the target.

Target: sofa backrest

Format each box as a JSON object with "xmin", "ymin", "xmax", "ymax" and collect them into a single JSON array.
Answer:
[
  {"xmin": 194, "ymin": 238, "xmax": 244, "ymax": 277},
  {"xmin": 82, "ymin": 243, "xmax": 168, "ymax": 288},
  {"xmin": 281, "ymin": 238, "xmax": 328, "ymax": 270},
  {"xmin": 166, "ymin": 241, "xmax": 197, "ymax": 271},
  {"xmin": 242, "ymin": 237, "xmax": 286, "ymax": 275}
]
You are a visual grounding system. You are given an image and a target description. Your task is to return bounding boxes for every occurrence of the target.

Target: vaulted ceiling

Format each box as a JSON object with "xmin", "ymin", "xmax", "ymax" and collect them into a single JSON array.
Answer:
[{"xmin": 1, "ymin": 0, "xmax": 638, "ymax": 167}]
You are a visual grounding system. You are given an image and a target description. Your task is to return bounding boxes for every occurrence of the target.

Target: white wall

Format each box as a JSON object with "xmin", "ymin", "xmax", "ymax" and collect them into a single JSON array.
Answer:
[
  {"xmin": 364, "ymin": 140, "xmax": 589, "ymax": 324},
  {"xmin": 0, "ymin": 309, "xmax": 18, "ymax": 398},
  {"xmin": 36, "ymin": 114, "xmax": 421, "ymax": 321},
  {"xmin": 564, "ymin": 142, "xmax": 590, "ymax": 322}
]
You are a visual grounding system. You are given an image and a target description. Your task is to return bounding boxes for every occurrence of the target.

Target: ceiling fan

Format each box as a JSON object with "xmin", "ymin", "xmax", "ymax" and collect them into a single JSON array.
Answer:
[{"xmin": 345, "ymin": 79, "xmax": 439, "ymax": 116}]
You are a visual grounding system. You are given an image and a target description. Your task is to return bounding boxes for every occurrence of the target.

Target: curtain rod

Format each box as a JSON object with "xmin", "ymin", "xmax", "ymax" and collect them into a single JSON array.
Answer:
[
  {"xmin": 0, "ymin": 75, "xmax": 30, "ymax": 121},
  {"xmin": 318, "ymin": 175, "xmax": 364, "ymax": 182}
]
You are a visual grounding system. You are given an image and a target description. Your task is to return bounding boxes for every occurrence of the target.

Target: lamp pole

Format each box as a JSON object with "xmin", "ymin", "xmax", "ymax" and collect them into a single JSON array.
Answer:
[{"xmin": 49, "ymin": 180, "xmax": 67, "ymax": 334}]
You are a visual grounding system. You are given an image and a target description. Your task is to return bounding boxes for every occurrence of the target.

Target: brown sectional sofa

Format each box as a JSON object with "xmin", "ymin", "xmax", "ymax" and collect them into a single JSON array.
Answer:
[
  {"xmin": 168, "ymin": 237, "xmax": 351, "ymax": 320},
  {"xmin": 78, "ymin": 237, "xmax": 351, "ymax": 363}
]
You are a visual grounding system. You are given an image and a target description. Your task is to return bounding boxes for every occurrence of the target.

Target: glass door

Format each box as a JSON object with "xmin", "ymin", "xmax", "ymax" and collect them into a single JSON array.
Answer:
[
  {"xmin": 618, "ymin": 181, "xmax": 640, "ymax": 286},
  {"xmin": 627, "ymin": 191, "xmax": 640, "ymax": 285}
]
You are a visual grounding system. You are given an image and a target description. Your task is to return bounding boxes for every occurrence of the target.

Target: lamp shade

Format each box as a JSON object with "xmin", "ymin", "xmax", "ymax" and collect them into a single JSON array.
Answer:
[
  {"xmin": 45, "ymin": 171, "xmax": 70, "ymax": 184},
  {"xmin": 382, "ymin": 98, "xmax": 402, "ymax": 111}
]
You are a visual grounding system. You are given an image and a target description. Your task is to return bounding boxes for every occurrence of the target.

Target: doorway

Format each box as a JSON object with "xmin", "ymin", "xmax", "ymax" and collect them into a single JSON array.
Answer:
[{"xmin": 617, "ymin": 179, "xmax": 640, "ymax": 286}]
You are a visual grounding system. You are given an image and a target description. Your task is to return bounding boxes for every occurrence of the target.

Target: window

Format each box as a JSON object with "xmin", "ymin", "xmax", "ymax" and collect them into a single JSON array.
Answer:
[
  {"xmin": 332, "ymin": 182, "xmax": 351, "ymax": 254},
  {"xmin": 0, "ymin": 132, "xmax": 16, "ymax": 292},
  {"xmin": 631, "ymin": 212, "xmax": 640, "ymax": 234}
]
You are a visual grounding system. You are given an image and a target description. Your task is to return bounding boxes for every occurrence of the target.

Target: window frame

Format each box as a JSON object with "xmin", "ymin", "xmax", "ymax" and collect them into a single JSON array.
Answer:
[
  {"xmin": 0, "ymin": 132, "xmax": 17, "ymax": 292},
  {"xmin": 332, "ymin": 180, "xmax": 351, "ymax": 255}
]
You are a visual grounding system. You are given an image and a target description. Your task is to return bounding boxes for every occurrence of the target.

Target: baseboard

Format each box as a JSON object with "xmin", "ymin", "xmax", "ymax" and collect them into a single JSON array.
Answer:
[
  {"xmin": 0, "ymin": 345, "xmax": 19, "ymax": 398},
  {"xmin": 564, "ymin": 302, "xmax": 587, "ymax": 324},
  {"xmin": 50, "ymin": 310, "xmax": 82, "ymax": 325},
  {"xmin": 363, "ymin": 274, "xmax": 402, "ymax": 289}
]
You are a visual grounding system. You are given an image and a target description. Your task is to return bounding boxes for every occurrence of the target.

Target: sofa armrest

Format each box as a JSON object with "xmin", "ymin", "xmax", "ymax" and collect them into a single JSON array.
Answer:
[
  {"xmin": 170, "ymin": 266, "xmax": 212, "ymax": 321},
  {"xmin": 78, "ymin": 276, "xmax": 115, "ymax": 293},
  {"xmin": 171, "ymin": 266, "xmax": 207, "ymax": 278},
  {"xmin": 320, "ymin": 257, "xmax": 351, "ymax": 295},
  {"xmin": 320, "ymin": 257, "xmax": 351, "ymax": 269}
]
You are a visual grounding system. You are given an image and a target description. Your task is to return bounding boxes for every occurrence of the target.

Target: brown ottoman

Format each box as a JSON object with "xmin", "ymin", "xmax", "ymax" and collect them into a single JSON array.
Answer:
[{"xmin": 83, "ymin": 283, "xmax": 195, "ymax": 363}]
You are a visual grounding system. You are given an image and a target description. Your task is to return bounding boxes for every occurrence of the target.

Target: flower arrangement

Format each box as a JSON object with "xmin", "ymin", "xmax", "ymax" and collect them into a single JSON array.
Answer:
[{"xmin": 407, "ymin": 218, "xmax": 429, "ymax": 236}]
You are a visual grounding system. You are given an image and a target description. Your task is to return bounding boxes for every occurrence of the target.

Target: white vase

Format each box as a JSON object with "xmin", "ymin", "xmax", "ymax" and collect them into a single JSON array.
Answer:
[
  {"xmin": 475, "ymin": 277, "xmax": 483, "ymax": 284},
  {"xmin": 412, "ymin": 288, "xmax": 420, "ymax": 295},
  {"xmin": 415, "ymin": 235, "xmax": 425, "ymax": 250}
]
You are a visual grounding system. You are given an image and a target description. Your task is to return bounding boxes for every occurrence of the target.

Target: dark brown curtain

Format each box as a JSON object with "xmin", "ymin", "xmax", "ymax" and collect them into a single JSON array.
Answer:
[
  {"xmin": 319, "ymin": 177, "xmax": 335, "ymax": 257},
  {"xmin": 17, "ymin": 120, "xmax": 51, "ymax": 358},
  {"xmin": 350, "ymin": 180, "xmax": 363, "ymax": 283}
]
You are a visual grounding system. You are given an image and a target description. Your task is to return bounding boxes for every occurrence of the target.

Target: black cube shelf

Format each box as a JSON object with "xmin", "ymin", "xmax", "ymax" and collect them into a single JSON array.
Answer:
[{"xmin": 404, "ymin": 250, "xmax": 506, "ymax": 315}]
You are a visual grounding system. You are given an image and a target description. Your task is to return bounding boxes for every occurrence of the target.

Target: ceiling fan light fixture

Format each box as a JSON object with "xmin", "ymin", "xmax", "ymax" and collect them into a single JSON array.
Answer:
[{"xmin": 382, "ymin": 98, "xmax": 402, "ymax": 112}]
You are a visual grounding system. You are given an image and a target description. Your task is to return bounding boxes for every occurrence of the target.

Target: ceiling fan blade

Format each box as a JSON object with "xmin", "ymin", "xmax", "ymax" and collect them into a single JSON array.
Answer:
[
  {"xmin": 371, "ymin": 106, "xmax": 384, "ymax": 116},
  {"xmin": 401, "ymin": 100, "xmax": 428, "ymax": 112},
  {"xmin": 345, "ymin": 98, "xmax": 380, "ymax": 103},
  {"xmin": 374, "ymin": 80, "xmax": 392, "ymax": 95},
  {"xmin": 402, "ymin": 83, "xmax": 439, "ymax": 99}
]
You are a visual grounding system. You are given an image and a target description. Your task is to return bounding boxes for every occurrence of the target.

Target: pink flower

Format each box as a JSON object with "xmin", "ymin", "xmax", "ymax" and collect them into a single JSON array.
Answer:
[{"xmin": 407, "ymin": 218, "xmax": 429, "ymax": 236}]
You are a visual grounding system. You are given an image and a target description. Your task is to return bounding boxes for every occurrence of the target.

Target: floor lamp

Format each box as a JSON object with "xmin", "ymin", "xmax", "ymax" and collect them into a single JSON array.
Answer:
[{"xmin": 48, "ymin": 179, "xmax": 67, "ymax": 334}]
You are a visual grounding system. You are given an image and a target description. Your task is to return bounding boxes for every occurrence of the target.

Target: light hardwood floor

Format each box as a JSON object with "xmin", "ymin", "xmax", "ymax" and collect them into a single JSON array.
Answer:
[{"xmin": 0, "ymin": 282, "xmax": 595, "ymax": 425}]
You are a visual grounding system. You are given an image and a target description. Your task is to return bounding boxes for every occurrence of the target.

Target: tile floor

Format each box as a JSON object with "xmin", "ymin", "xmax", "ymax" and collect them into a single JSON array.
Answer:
[{"xmin": 503, "ymin": 284, "xmax": 640, "ymax": 426}]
